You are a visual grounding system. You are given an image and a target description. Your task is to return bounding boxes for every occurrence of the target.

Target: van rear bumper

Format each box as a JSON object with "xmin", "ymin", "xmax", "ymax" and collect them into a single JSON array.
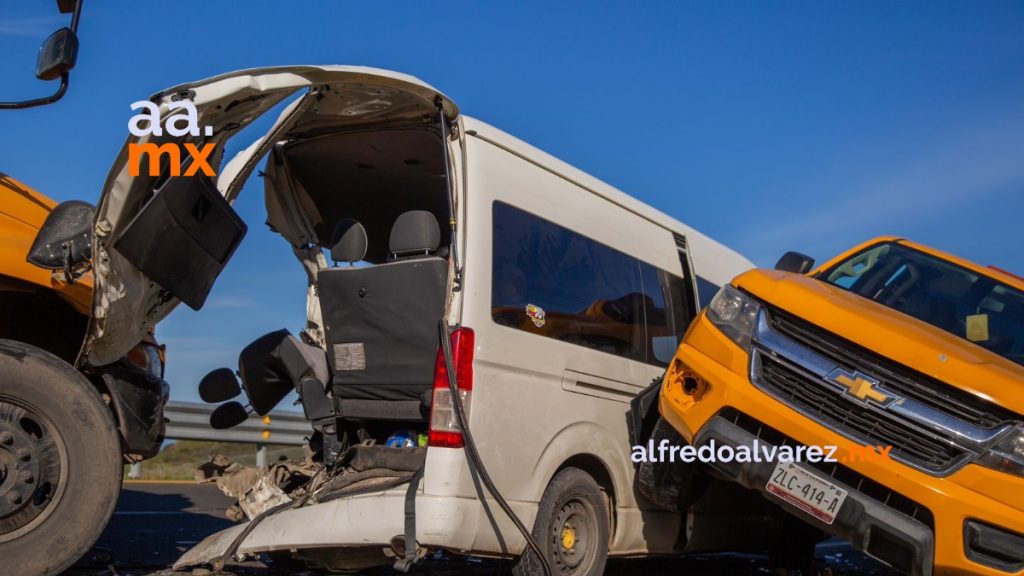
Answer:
[
  {"xmin": 173, "ymin": 489, "xmax": 485, "ymax": 569},
  {"xmin": 694, "ymin": 415, "xmax": 935, "ymax": 576}
]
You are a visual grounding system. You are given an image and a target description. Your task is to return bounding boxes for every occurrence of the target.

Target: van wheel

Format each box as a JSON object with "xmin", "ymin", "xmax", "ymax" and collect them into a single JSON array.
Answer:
[
  {"xmin": 513, "ymin": 467, "xmax": 609, "ymax": 576},
  {"xmin": 0, "ymin": 340, "xmax": 122, "ymax": 576}
]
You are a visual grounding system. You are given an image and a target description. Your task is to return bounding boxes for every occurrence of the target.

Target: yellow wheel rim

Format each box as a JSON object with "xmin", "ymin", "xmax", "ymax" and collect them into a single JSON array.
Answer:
[{"xmin": 561, "ymin": 524, "xmax": 577, "ymax": 550}]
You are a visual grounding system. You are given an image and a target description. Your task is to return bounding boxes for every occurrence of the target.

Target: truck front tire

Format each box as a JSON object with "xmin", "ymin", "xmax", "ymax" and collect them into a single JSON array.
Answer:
[{"xmin": 0, "ymin": 339, "xmax": 122, "ymax": 576}]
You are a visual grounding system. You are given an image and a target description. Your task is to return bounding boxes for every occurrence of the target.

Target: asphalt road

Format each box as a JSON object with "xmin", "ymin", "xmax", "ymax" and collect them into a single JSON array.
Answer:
[{"xmin": 62, "ymin": 482, "xmax": 899, "ymax": 576}]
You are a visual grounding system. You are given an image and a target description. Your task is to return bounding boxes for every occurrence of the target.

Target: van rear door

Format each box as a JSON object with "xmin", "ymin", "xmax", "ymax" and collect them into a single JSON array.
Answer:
[{"xmin": 83, "ymin": 66, "xmax": 458, "ymax": 366}]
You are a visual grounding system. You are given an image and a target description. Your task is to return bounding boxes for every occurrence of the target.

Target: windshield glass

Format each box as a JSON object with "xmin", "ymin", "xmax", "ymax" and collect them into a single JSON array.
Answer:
[{"xmin": 821, "ymin": 242, "xmax": 1024, "ymax": 367}]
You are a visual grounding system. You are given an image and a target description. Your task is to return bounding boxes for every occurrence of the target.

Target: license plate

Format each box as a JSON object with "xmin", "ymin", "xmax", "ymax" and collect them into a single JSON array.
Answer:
[{"xmin": 766, "ymin": 462, "xmax": 848, "ymax": 525}]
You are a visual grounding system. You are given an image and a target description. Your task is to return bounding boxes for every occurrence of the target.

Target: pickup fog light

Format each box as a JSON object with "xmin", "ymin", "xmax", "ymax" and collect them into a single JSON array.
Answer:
[
  {"xmin": 707, "ymin": 284, "xmax": 761, "ymax": 353},
  {"xmin": 664, "ymin": 359, "xmax": 709, "ymax": 411},
  {"xmin": 978, "ymin": 425, "xmax": 1024, "ymax": 478}
]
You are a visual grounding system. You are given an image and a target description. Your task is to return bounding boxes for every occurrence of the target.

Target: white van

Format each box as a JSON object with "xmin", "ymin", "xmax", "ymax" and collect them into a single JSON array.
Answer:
[{"xmin": 79, "ymin": 66, "xmax": 753, "ymax": 575}]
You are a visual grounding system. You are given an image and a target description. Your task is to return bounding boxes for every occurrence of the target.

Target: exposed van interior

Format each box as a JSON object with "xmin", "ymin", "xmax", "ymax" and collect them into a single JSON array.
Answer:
[
  {"xmin": 255, "ymin": 124, "xmax": 455, "ymax": 448},
  {"xmin": 278, "ymin": 128, "xmax": 452, "ymax": 263}
]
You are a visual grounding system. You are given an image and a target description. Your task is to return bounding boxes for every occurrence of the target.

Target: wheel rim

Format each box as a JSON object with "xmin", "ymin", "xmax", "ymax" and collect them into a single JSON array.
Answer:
[
  {"xmin": 0, "ymin": 397, "xmax": 68, "ymax": 543},
  {"xmin": 550, "ymin": 498, "xmax": 596, "ymax": 574}
]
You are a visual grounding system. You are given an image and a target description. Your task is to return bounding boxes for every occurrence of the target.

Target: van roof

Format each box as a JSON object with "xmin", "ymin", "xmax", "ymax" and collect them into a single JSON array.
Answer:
[{"xmin": 460, "ymin": 116, "xmax": 755, "ymax": 287}]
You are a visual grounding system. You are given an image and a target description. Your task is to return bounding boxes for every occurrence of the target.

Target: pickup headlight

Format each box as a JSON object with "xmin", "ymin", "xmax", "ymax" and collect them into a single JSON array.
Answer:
[
  {"xmin": 978, "ymin": 425, "xmax": 1024, "ymax": 477},
  {"xmin": 707, "ymin": 284, "xmax": 761, "ymax": 353}
]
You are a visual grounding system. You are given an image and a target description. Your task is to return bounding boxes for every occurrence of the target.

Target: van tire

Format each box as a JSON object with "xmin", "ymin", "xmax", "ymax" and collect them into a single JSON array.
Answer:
[
  {"xmin": 513, "ymin": 467, "xmax": 609, "ymax": 576},
  {"xmin": 0, "ymin": 340, "xmax": 122, "ymax": 576}
]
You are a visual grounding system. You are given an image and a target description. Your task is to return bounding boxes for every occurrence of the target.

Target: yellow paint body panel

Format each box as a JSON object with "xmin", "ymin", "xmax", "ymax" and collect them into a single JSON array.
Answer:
[
  {"xmin": 661, "ymin": 237, "xmax": 1024, "ymax": 575},
  {"xmin": 0, "ymin": 174, "xmax": 92, "ymax": 315}
]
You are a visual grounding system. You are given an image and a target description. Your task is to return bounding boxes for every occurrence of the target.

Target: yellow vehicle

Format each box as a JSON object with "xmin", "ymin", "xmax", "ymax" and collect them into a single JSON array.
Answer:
[
  {"xmin": 655, "ymin": 237, "xmax": 1024, "ymax": 575},
  {"xmin": 0, "ymin": 173, "xmax": 168, "ymax": 576}
]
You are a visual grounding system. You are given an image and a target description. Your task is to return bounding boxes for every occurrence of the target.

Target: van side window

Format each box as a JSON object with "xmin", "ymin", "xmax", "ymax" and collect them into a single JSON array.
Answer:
[
  {"xmin": 640, "ymin": 262, "xmax": 695, "ymax": 362},
  {"xmin": 491, "ymin": 201, "xmax": 688, "ymax": 366}
]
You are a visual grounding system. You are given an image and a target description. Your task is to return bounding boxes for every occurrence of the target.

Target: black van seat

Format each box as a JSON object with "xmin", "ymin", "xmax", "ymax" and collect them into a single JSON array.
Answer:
[
  {"xmin": 318, "ymin": 211, "xmax": 447, "ymax": 418},
  {"xmin": 330, "ymin": 218, "xmax": 368, "ymax": 265}
]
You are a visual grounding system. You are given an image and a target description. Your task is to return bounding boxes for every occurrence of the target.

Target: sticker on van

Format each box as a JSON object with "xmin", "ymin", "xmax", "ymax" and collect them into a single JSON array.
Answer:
[{"xmin": 526, "ymin": 304, "xmax": 546, "ymax": 328}]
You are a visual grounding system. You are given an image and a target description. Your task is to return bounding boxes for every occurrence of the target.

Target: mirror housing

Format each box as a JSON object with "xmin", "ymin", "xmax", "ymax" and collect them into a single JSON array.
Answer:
[
  {"xmin": 775, "ymin": 251, "xmax": 816, "ymax": 274},
  {"xmin": 35, "ymin": 27, "xmax": 79, "ymax": 81},
  {"xmin": 210, "ymin": 401, "xmax": 250, "ymax": 430},
  {"xmin": 0, "ymin": 0, "xmax": 82, "ymax": 110},
  {"xmin": 199, "ymin": 368, "xmax": 242, "ymax": 403},
  {"xmin": 27, "ymin": 200, "xmax": 95, "ymax": 281}
]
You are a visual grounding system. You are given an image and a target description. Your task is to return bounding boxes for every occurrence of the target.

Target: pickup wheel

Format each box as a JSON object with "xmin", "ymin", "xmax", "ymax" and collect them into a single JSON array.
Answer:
[
  {"xmin": 0, "ymin": 339, "xmax": 122, "ymax": 576},
  {"xmin": 513, "ymin": 467, "xmax": 609, "ymax": 576}
]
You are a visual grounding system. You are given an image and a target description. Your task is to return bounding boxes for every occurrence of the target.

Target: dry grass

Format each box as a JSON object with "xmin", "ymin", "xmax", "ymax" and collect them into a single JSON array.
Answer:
[{"xmin": 125, "ymin": 440, "xmax": 306, "ymax": 481}]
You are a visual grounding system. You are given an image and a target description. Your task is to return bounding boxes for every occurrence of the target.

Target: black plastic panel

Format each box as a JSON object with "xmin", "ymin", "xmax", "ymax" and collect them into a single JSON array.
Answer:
[{"xmin": 112, "ymin": 174, "xmax": 246, "ymax": 310}]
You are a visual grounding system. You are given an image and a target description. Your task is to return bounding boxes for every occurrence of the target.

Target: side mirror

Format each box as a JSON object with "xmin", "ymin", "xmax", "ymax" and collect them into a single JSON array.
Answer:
[
  {"xmin": 0, "ymin": 0, "xmax": 82, "ymax": 110},
  {"xmin": 210, "ymin": 401, "xmax": 250, "ymax": 430},
  {"xmin": 775, "ymin": 251, "xmax": 816, "ymax": 274},
  {"xmin": 27, "ymin": 200, "xmax": 95, "ymax": 283},
  {"xmin": 198, "ymin": 368, "xmax": 242, "ymax": 403},
  {"xmin": 36, "ymin": 27, "xmax": 79, "ymax": 81}
]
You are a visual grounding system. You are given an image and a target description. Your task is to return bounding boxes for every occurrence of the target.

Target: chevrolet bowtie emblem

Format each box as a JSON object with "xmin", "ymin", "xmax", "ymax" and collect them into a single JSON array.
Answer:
[{"xmin": 826, "ymin": 368, "xmax": 894, "ymax": 405}]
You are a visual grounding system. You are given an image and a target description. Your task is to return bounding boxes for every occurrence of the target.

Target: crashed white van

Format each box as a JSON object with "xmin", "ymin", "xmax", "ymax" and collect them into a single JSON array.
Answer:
[{"xmin": 84, "ymin": 66, "xmax": 753, "ymax": 575}]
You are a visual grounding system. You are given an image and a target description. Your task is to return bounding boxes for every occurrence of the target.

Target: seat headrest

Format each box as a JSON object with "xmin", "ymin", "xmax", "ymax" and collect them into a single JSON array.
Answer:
[
  {"xmin": 389, "ymin": 210, "xmax": 441, "ymax": 256},
  {"xmin": 331, "ymin": 219, "xmax": 368, "ymax": 264}
]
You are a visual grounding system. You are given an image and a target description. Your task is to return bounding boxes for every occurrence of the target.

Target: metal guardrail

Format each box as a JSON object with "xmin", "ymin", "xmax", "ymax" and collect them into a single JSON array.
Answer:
[{"xmin": 164, "ymin": 401, "xmax": 311, "ymax": 446}]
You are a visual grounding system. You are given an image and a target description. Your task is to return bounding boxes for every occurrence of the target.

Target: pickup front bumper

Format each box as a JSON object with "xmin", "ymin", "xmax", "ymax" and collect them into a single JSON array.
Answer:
[{"xmin": 695, "ymin": 414, "xmax": 935, "ymax": 576}]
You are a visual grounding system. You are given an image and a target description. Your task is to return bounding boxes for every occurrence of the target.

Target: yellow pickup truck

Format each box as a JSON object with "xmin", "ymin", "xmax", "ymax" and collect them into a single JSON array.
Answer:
[
  {"xmin": 0, "ymin": 173, "xmax": 168, "ymax": 576},
  {"xmin": 657, "ymin": 237, "xmax": 1023, "ymax": 576}
]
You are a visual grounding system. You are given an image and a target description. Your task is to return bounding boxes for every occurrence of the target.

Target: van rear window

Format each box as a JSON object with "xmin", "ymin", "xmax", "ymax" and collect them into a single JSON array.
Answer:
[{"xmin": 491, "ymin": 201, "xmax": 692, "ymax": 366}]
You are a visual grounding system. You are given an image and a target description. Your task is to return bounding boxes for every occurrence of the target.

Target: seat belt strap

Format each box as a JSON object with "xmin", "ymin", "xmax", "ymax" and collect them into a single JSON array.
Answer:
[{"xmin": 394, "ymin": 466, "xmax": 425, "ymax": 572}]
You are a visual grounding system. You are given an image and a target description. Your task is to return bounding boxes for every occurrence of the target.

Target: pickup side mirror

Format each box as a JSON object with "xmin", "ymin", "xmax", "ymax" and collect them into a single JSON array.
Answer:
[
  {"xmin": 27, "ymin": 200, "xmax": 95, "ymax": 282},
  {"xmin": 775, "ymin": 251, "xmax": 816, "ymax": 274}
]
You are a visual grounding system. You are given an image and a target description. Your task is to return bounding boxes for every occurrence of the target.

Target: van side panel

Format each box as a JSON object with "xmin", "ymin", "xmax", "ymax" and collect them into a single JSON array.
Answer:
[{"xmin": 445, "ymin": 129, "xmax": 683, "ymax": 555}]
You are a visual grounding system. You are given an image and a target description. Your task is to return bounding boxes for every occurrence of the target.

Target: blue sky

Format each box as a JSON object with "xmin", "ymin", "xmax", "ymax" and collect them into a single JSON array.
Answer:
[{"xmin": 2, "ymin": 1, "xmax": 1022, "ymax": 404}]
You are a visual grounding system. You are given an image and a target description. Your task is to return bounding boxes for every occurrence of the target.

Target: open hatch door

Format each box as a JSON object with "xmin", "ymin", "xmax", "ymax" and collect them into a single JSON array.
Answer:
[{"xmin": 83, "ymin": 65, "xmax": 458, "ymax": 367}]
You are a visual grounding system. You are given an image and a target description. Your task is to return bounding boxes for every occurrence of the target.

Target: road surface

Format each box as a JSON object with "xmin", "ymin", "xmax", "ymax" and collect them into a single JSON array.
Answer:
[{"xmin": 62, "ymin": 481, "xmax": 899, "ymax": 575}]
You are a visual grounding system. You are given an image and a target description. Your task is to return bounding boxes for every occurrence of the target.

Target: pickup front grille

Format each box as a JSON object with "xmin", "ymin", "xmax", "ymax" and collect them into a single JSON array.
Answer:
[
  {"xmin": 768, "ymin": 307, "xmax": 1016, "ymax": 429},
  {"xmin": 756, "ymin": 355, "xmax": 968, "ymax": 473},
  {"xmin": 750, "ymin": 306, "xmax": 1017, "ymax": 475}
]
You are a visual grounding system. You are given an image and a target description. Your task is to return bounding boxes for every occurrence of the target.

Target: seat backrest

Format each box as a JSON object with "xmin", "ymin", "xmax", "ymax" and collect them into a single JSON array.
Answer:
[
  {"xmin": 317, "ymin": 211, "xmax": 447, "ymax": 416},
  {"xmin": 388, "ymin": 210, "xmax": 442, "ymax": 261},
  {"xmin": 330, "ymin": 218, "xmax": 368, "ymax": 266}
]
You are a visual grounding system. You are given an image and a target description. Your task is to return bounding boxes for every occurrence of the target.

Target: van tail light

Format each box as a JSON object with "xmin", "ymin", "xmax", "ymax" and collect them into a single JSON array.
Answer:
[{"xmin": 429, "ymin": 328, "xmax": 475, "ymax": 448}]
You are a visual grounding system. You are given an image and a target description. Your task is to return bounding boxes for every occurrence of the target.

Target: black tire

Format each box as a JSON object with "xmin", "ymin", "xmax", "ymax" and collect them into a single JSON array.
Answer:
[
  {"xmin": 0, "ymin": 340, "xmax": 122, "ymax": 576},
  {"xmin": 637, "ymin": 417, "xmax": 707, "ymax": 512},
  {"xmin": 513, "ymin": 467, "xmax": 609, "ymax": 576}
]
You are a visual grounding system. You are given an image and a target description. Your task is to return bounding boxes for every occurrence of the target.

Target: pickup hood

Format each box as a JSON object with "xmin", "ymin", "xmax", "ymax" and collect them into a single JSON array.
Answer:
[
  {"xmin": 735, "ymin": 269, "xmax": 1024, "ymax": 415},
  {"xmin": 83, "ymin": 65, "xmax": 457, "ymax": 367}
]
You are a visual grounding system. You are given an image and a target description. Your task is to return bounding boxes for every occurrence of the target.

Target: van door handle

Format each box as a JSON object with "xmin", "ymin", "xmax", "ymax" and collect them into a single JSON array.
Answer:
[{"xmin": 561, "ymin": 369, "xmax": 640, "ymax": 402}]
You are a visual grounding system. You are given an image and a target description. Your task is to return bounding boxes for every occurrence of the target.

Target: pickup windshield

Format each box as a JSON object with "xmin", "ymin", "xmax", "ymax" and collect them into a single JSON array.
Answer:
[{"xmin": 821, "ymin": 242, "xmax": 1024, "ymax": 367}]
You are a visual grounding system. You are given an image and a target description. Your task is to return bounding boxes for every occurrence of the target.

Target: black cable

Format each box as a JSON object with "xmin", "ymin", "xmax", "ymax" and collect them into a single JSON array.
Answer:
[{"xmin": 439, "ymin": 320, "xmax": 554, "ymax": 576}]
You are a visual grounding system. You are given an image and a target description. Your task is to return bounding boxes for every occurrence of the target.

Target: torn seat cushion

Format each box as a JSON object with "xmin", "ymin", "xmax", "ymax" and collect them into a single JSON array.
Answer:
[{"xmin": 238, "ymin": 329, "xmax": 329, "ymax": 415}]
